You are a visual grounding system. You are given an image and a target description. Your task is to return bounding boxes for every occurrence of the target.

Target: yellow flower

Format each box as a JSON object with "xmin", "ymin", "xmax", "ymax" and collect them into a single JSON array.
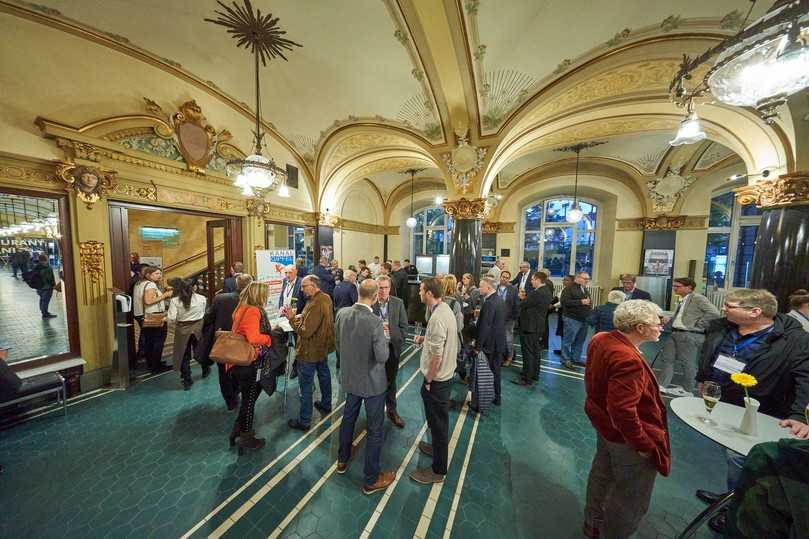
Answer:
[{"xmin": 731, "ymin": 373, "xmax": 758, "ymax": 388}]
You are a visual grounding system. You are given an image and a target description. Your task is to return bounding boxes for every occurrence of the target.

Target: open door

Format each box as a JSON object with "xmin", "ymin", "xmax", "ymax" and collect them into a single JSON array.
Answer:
[{"xmin": 206, "ymin": 219, "xmax": 231, "ymax": 302}]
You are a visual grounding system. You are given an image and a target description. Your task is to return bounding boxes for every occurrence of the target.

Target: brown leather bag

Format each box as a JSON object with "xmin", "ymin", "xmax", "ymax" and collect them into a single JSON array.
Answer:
[{"xmin": 209, "ymin": 309, "xmax": 257, "ymax": 366}]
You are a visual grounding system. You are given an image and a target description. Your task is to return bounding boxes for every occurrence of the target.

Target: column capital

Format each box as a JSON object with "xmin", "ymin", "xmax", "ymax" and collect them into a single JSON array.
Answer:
[
  {"xmin": 442, "ymin": 197, "xmax": 488, "ymax": 220},
  {"xmin": 734, "ymin": 171, "xmax": 809, "ymax": 209}
]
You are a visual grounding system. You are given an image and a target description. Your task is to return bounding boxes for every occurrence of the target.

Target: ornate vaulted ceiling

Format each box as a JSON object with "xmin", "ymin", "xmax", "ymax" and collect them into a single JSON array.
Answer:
[{"xmin": 0, "ymin": 0, "xmax": 796, "ymax": 219}]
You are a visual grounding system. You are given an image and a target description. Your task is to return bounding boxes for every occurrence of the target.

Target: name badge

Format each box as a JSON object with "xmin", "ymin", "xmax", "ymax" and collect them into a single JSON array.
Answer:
[{"xmin": 713, "ymin": 354, "xmax": 745, "ymax": 375}]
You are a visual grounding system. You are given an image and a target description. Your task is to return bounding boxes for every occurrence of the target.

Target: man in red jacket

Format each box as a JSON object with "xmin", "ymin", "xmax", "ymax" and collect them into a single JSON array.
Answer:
[{"xmin": 583, "ymin": 300, "xmax": 670, "ymax": 539}]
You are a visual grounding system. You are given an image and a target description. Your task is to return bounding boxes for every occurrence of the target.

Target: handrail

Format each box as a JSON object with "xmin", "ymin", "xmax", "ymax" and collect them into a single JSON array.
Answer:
[{"xmin": 162, "ymin": 242, "xmax": 225, "ymax": 273}]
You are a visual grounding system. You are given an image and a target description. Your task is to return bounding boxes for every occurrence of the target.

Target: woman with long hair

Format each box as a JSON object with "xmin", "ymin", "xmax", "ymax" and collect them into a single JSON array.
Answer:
[
  {"xmin": 141, "ymin": 267, "xmax": 172, "ymax": 373},
  {"xmin": 167, "ymin": 277, "xmax": 207, "ymax": 390},
  {"xmin": 229, "ymin": 281, "xmax": 272, "ymax": 451}
]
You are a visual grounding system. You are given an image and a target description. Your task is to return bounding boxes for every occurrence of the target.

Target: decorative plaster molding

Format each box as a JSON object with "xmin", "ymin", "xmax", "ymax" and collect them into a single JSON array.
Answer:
[
  {"xmin": 442, "ymin": 136, "xmax": 487, "ymax": 194},
  {"xmin": 616, "ymin": 215, "xmax": 707, "ymax": 230},
  {"xmin": 482, "ymin": 221, "xmax": 515, "ymax": 234},
  {"xmin": 111, "ymin": 181, "xmax": 158, "ymax": 202},
  {"xmin": 78, "ymin": 240, "xmax": 106, "ymax": 305},
  {"xmin": 56, "ymin": 162, "xmax": 116, "ymax": 209},
  {"xmin": 0, "ymin": 160, "xmax": 58, "ymax": 186},
  {"xmin": 734, "ymin": 172, "xmax": 809, "ymax": 209},
  {"xmin": 337, "ymin": 218, "xmax": 398, "ymax": 236},
  {"xmin": 246, "ymin": 201, "xmax": 316, "ymax": 226},
  {"xmin": 443, "ymin": 197, "xmax": 487, "ymax": 220},
  {"xmin": 647, "ymin": 167, "xmax": 696, "ymax": 213}
]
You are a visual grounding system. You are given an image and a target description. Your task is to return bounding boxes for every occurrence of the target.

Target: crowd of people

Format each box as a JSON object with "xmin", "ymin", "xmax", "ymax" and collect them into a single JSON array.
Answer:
[{"xmin": 121, "ymin": 254, "xmax": 808, "ymax": 537}]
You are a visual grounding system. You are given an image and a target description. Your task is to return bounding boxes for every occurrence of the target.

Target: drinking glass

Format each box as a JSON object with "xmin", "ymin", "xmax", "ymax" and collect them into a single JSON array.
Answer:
[
  {"xmin": 805, "ymin": 403, "xmax": 809, "ymax": 425},
  {"xmin": 701, "ymin": 382, "xmax": 721, "ymax": 425},
  {"xmin": 414, "ymin": 322, "xmax": 423, "ymax": 347}
]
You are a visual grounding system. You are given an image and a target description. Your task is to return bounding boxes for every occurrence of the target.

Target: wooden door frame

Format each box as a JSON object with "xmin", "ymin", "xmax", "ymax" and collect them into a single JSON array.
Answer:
[
  {"xmin": 206, "ymin": 219, "xmax": 231, "ymax": 302},
  {"xmin": 1, "ymin": 185, "xmax": 80, "ymax": 370}
]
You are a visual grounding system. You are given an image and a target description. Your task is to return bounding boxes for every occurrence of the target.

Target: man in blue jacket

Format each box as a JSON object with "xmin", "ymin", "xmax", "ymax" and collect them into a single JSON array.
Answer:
[
  {"xmin": 314, "ymin": 256, "xmax": 336, "ymax": 297},
  {"xmin": 333, "ymin": 270, "xmax": 358, "ymax": 313}
]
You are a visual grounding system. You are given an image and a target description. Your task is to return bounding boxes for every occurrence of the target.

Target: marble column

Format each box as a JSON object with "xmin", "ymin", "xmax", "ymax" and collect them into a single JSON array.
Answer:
[
  {"xmin": 736, "ymin": 172, "xmax": 809, "ymax": 311},
  {"xmin": 444, "ymin": 197, "xmax": 486, "ymax": 281}
]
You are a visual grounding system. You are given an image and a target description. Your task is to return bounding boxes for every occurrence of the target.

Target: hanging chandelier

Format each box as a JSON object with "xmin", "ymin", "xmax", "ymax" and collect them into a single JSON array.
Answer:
[
  {"xmin": 206, "ymin": 0, "xmax": 301, "ymax": 199},
  {"xmin": 670, "ymin": 0, "xmax": 809, "ymax": 124},
  {"xmin": 670, "ymin": 96, "xmax": 707, "ymax": 146},
  {"xmin": 401, "ymin": 167, "xmax": 426, "ymax": 228},
  {"xmin": 554, "ymin": 141, "xmax": 606, "ymax": 223}
]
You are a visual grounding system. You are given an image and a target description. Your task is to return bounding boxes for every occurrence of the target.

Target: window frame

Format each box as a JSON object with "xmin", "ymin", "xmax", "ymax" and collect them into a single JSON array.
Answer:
[
  {"xmin": 705, "ymin": 183, "xmax": 761, "ymax": 291},
  {"xmin": 519, "ymin": 197, "xmax": 599, "ymax": 279},
  {"xmin": 410, "ymin": 205, "xmax": 453, "ymax": 258}
]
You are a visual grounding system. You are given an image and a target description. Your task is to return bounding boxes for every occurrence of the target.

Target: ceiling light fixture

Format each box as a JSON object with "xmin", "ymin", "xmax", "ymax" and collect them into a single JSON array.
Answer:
[
  {"xmin": 402, "ymin": 167, "xmax": 426, "ymax": 229},
  {"xmin": 554, "ymin": 141, "xmax": 606, "ymax": 224},
  {"xmin": 206, "ymin": 0, "xmax": 301, "ymax": 199},
  {"xmin": 670, "ymin": 0, "xmax": 809, "ymax": 123},
  {"xmin": 434, "ymin": 195, "xmax": 444, "ymax": 206},
  {"xmin": 670, "ymin": 97, "xmax": 707, "ymax": 146}
]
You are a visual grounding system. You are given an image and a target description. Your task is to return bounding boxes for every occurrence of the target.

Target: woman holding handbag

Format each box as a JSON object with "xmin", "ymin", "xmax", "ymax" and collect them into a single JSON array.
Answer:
[
  {"xmin": 229, "ymin": 281, "xmax": 272, "ymax": 452},
  {"xmin": 142, "ymin": 267, "xmax": 172, "ymax": 374},
  {"xmin": 166, "ymin": 278, "xmax": 207, "ymax": 390}
]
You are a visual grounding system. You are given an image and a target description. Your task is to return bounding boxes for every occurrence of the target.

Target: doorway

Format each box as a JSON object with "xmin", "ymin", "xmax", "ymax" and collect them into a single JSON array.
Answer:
[{"xmin": 108, "ymin": 202, "xmax": 243, "ymax": 364}]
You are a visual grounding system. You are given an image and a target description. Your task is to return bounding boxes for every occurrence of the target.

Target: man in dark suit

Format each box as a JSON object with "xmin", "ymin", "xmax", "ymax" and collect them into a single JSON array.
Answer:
[
  {"xmin": 510, "ymin": 261, "xmax": 535, "ymax": 294},
  {"xmin": 476, "ymin": 276, "xmax": 507, "ymax": 405},
  {"xmin": 279, "ymin": 265, "xmax": 308, "ymax": 313},
  {"xmin": 200, "ymin": 273, "xmax": 252, "ymax": 409},
  {"xmin": 404, "ymin": 258, "xmax": 418, "ymax": 277},
  {"xmin": 333, "ymin": 270, "xmax": 358, "ymax": 312},
  {"xmin": 314, "ymin": 256, "xmax": 336, "ymax": 297},
  {"xmin": 513, "ymin": 272, "xmax": 553, "ymax": 386},
  {"xmin": 373, "ymin": 275, "xmax": 409, "ymax": 428},
  {"xmin": 222, "ymin": 261, "xmax": 244, "ymax": 293},
  {"xmin": 560, "ymin": 272, "xmax": 593, "ymax": 369},
  {"xmin": 497, "ymin": 271, "xmax": 519, "ymax": 367},
  {"xmin": 611, "ymin": 274, "xmax": 652, "ymax": 301},
  {"xmin": 390, "ymin": 260, "xmax": 409, "ymax": 298}
]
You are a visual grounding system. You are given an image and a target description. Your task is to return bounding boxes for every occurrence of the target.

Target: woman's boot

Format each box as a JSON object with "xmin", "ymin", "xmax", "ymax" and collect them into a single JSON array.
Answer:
[{"xmin": 236, "ymin": 431, "xmax": 266, "ymax": 452}]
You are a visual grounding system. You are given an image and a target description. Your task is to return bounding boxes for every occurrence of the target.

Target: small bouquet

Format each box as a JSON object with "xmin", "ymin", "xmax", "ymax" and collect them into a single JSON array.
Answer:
[{"xmin": 730, "ymin": 372, "xmax": 758, "ymax": 404}]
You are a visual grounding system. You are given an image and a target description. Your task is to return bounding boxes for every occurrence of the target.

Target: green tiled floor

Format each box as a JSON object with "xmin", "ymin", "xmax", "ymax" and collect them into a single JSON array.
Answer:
[{"xmin": 0, "ymin": 334, "xmax": 725, "ymax": 538}]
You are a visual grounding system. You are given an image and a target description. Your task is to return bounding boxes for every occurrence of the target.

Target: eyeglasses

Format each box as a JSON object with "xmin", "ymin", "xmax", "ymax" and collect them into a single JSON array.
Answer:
[{"xmin": 723, "ymin": 303, "xmax": 752, "ymax": 310}]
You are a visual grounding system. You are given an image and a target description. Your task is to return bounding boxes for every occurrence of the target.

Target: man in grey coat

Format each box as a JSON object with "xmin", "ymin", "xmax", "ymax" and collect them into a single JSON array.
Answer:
[
  {"xmin": 659, "ymin": 277, "xmax": 720, "ymax": 396},
  {"xmin": 335, "ymin": 279, "xmax": 395, "ymax": 495},
  {"xmin": 373, "ymin": 275, "xmax": 409, "ymax": 428}
]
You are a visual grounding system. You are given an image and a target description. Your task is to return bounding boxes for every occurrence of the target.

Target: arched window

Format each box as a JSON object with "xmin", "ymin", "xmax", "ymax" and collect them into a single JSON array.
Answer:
[
  {"xmin": 521, "ymin": 198, "xmax": 597, "ymax": 278},
  {"xmin": 704, "ymin": 186, "xmax": 761, "ymax": 290},
  {"xmin": 411, "ymin": 206, "xmax": 453, "ymax": 257}
]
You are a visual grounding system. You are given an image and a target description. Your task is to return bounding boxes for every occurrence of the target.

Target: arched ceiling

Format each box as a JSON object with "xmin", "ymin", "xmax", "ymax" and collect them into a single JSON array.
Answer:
[{"xmin": 0, "ymin": 0, "xmax": 797, "ymax": 217}]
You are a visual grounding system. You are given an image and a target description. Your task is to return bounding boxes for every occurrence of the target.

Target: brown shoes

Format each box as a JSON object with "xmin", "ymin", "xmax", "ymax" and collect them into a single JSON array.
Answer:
[
  {"xmin": 387, "ymin": 410, "xmax": 405, "ymax": 429},
  {"xmin": 363, "ymin": 471, "xmax": 395, "ymax": 494},
  {"xmin": 236, "ymin": 431, "xmax": 266, "ymax": 452}
]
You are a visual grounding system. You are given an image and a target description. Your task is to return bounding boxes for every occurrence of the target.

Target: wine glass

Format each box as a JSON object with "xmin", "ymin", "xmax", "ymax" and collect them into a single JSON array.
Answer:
[
  {"xmin": 414, "ymin": 322, "xmax": 423, "ymax": 347},
  {"xmin": 701, "ymin": 382, "xmax": 721, "ymax": 425}
]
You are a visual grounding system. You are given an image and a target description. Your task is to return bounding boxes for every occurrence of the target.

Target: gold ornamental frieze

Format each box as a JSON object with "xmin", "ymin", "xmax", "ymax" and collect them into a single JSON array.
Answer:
[
  {"xmin": 482, "ymin": 221, "xmax": 515, "ymax": 234},
  {"xmin": 734, "ymin": 172, "xmax": 809, "ymax": 209},
  {"xmin": 443, "ymin": 197, "xmax": 488, "ymax": 220},
  {"xmin": 78, "ymin": 240, "xmax": 107, "ymax": 305}
]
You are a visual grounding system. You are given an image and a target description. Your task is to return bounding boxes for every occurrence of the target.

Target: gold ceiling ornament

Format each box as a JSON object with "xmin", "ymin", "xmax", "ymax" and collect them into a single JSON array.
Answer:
[
  {"xmin": 443, "ymin": 197, "xmax": 488, "ymax": 220},
  {"xmin": 317, "ymin": 211, "xmax": 340, "ymax": 227},
  {"xmin": 647, "ymin": 166, "xmax": 696, "ymax": 213},
  {"xmin": 55, "ymin": 162, "xmax": 115, "ymax": 209},
  {"xmin": 442, "ymin": 135, "xmax": 487, "ymax": 194},
  {"xmin": 112, "ymin": 181, "xmax": 158, "ymax": 202},
  {"xmin": 78, "ymin": 240, "xmax": 106, "ymax": 305},
  {"xmin": 642, "ymin": 215, "xmax": 686, "ymax": 230},
  {"xmin": 246, "ymin": 197, "xmax": 269, "ymax": 218},
  {"xmin": 734, "ymin": 171, "xmax": 809, "ymax": 209}
]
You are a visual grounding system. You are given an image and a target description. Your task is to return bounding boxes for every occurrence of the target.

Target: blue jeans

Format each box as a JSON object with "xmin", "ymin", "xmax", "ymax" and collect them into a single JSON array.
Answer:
[
  {"xmin": 726, "ymin": 449, "xmax": 746, "ymax": 491},
  {"xmin": 562, "ymin": 316, "xmax": 588, "ymax": 363},
  {"xmin": 339, "ymin": 392, "xmax": 385, "ymax": 487},
  {"xmin": 298, "ymin": 359, "xmax": 332, "ymax": 427},
  {"xmin": 37, "ymin": 288, "xmax": 54, "ymax": 316}
]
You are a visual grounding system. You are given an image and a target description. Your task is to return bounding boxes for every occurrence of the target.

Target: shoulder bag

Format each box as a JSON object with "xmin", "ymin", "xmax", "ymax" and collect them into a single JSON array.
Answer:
[
  {"xmin": 142, "ymin": 284, "xmax": 166, "ymax": 328},
  {"xmin": 209, "ymin": 308, "xmax": 257, "ymax": 366}
]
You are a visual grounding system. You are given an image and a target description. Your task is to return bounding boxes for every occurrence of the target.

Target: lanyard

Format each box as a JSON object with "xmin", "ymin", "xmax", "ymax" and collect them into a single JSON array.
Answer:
[
  {"xmin": 379, "ymin": 302, "xmax": 388, "ymax": 320},
  {"xmin": 732, "ymin": 327, "xmax": 773, "ymax": 357},
  {"xmin": 498, "ymin": 287, "xmax": 507, "ymax": 299}
]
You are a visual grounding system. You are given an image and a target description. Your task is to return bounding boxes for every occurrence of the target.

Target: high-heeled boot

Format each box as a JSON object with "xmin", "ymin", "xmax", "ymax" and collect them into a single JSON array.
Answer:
[
  {"xmin": 236, "ymin": 431, "xmax": 266, "ymax": 452},
  {"xmin": 228, "ymin": 420, "xmax": 241, "ymax": 448}
]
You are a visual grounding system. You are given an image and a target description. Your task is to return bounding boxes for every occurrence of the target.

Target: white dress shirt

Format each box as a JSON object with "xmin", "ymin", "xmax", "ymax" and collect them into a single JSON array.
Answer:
[
  {"xmin": 167, "ymin": 293, "xmax": 207, "ymax": 322},
  {"xmin": 671, "ymin": 293, "xmax": 691, "ymax": 330},
  {"xmin": 518, "ymin": 271, "xmax": 529, "ymax": 290}
]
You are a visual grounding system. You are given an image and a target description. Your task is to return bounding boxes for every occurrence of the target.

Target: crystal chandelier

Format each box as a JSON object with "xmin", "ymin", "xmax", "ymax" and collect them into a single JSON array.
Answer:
[
  {"xmin": 401, "ymin": 168, "xmax": 426, "ymax": 228},
  {"xmin": 670, "ymin": 0, "xmax": 809, "ymax": 123},
  {"xmin": 206, "ymin": 0, "xmax": 301, "ymax": 199},
  {"xmin": 554, "ymin": 141, "xmax": 606, "ymax": 223}
]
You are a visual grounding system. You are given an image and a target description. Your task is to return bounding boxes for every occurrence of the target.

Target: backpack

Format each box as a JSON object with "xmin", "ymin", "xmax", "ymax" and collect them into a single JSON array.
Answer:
[{"xmin": 23, "ymin": 269, "xmax": 43, "ymax": 290}]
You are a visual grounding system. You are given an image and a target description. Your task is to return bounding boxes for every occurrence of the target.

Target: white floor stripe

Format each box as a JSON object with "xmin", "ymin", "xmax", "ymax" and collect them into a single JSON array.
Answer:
[
  {"xmin": 183, "ymin": 346, "xmax": 419, "ymax": 539},
  {"xmin": 442, "ymin": 411, "xmax": 480, "ymax": 539},
  {"xmin": 360, "ymin": 422, "xmax": 429, "ymax": 539},
  {"xmin": 511, "ymin": 360, "xmax": 585, "ymax": 379},
  {"xmin": 412, "ymin": 393, "xmax": 471, "ymax": 539},
  {"xmin": 264, "ymin": 367, "xmax": 425, "ymax": 539}
]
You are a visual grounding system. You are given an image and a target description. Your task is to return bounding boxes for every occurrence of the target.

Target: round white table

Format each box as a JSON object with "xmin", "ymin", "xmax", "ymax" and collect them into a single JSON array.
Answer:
[
  {"xmin": 670, "ymin": 397, "xmax": 796, "ymax": 456},
  {"xmin": 669, "ymin": 397, "xmax": 797, "ymax": 539}
]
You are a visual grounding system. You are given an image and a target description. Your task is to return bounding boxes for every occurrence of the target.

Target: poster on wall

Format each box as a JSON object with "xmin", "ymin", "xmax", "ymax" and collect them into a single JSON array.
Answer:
[
  {"xmin": 256, "ymin": 249, "xmax": 295, "ymax": 319},
  {"xmin": 643, "ymin": 249, "xmax": 674, "ymax": 276},
  {"xmin": 320, "ymin": 245, "xmax": 333, "ymax": 261}
]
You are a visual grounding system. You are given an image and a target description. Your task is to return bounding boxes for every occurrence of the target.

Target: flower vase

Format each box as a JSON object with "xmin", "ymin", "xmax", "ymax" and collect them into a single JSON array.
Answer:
[{"xmin": 739, "ymin": 398, "xmax": 759, "ymax": 436}]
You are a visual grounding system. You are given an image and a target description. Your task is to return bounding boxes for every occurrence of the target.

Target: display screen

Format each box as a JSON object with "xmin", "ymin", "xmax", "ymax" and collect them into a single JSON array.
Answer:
[
  {"xmin": 435, "ymin": 254, "xmax": 450, "ymax": 275},
  {"xmin": 416, "ymin": 255, "xmax": 434, "ymax": 275},
  {"xmin": 140, "ymin": 227, "xmax": 180, "ymax": 246}
]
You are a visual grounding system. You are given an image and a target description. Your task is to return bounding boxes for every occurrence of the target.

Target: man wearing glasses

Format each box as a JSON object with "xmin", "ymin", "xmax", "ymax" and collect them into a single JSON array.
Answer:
[
  {"xmin": 510, "ymin": 261, "xmax": 535, "ymax": 294},
  {"xmin": 658, "ymin": 277, "xmax": 719, "ymax": 397},
  {"xmin": 692, "ymin": 288, "xmax": 809, "ymax": 534},
  {"xmin": 560, "ymin": 272, "xmax": 593, "ymax": 370}
]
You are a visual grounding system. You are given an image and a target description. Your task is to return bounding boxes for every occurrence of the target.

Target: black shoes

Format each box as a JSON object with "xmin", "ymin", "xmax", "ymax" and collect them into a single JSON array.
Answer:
[
  {"xmin": 288, "ymin": 419, "xmax": 310, "ymax": 431},
  {"xmin": 696, "ymin": 489, "xmax": 728, "ymax": 505},
  {"xmin": 708, "ymin": 511, "xmax": 727, "ymax": 533},
  {"xmin": 201, "ymin": 365, "xmax": 211, "ymax": 378},
  {"xmin": 492, "ymin": 398, "xmax": 501, "ymax": 406},
  {"xmin": 314, "ymin": 402, "xmax": 332, "ymax": 415},
  {"xmin": 42, "ymin": 313, "xmax": 56, "ymax": 319},
  {"xmin": 182, "ymin": 379, "xmax": 193, "ymax": 391}
]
